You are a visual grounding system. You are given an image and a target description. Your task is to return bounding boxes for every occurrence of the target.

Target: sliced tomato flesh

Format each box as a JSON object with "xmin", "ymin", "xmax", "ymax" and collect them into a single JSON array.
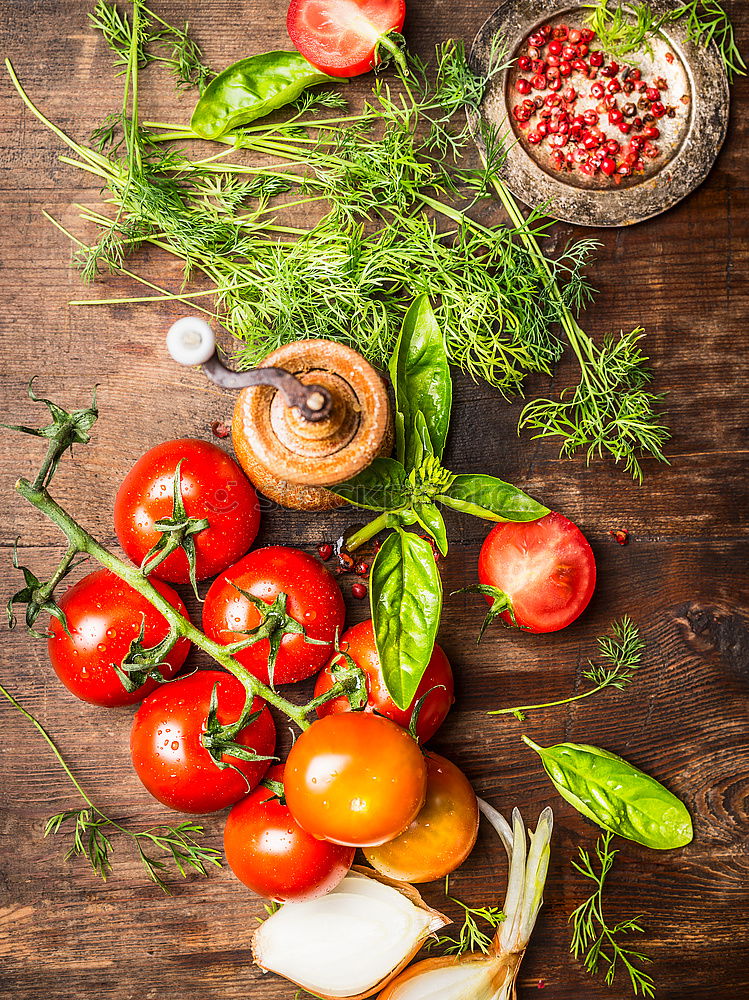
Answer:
[
  {"xmin": 478, "ymin": 511, "xmax": 596, "ymax": 633},
  {"xmin": 287, "ymin": 0, "xmax": 406, "ymax": 77}
]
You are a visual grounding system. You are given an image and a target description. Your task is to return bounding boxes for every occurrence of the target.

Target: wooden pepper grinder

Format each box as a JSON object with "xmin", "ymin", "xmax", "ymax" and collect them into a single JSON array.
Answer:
[{"xmin": 167, "ymin": 319, "xmax": 392, "ymax": 510}]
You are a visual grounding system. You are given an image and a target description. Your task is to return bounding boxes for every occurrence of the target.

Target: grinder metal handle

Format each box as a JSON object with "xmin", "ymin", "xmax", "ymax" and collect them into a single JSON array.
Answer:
[{"xmin": 166, "ymin": 317, "xmax": 333, "ymax": 424}]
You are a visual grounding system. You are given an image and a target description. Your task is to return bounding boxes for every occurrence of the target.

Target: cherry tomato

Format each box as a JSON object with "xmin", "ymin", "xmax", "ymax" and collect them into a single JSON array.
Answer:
[
  {"xmin": 130, "ymin": 671, "xmax": 275, "ymax": 813},
  {"xmin": 478, "ymin": 511, "xmax": 596, "ymax": 633},
  {"xmin": 363, "ymin": 753, "xmax": 479, "ymax": 882},
  {"xmin": 284, "ymin": 713, "xmax": 427, "ymax": 847},
  {"xmin": 114, "ymin": 439, "xmax": 260, "ymax": 584},
  {"xmin": 203, "ymin": 547, "xmax": 345, "ymax": 686},
  {"xmin": 224, "ymin": 765, "xmax": 355, "ymax": 902},
  {"xmin": 313, "ymin": 619, "xmax": 454, "ymax": 742},
  {"xmin": 47, "ymin": 569, "xmax": 191, "ymax": 707},
  {"xmin": 287, "ymin": 0, "xmax": 406, "ymax": 77}
]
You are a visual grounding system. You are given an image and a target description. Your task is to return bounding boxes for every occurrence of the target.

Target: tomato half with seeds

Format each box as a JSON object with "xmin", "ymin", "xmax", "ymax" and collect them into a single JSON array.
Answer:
[
  {"xmin": 224, "ymin": 765, "xmax": 355, "ymax": 902},
  {"xmin": 202, "ymin": 547, "xmax": 346, "ymax": 686},
  {"xmin": 284, "ymin": 713, "xmax": 427, "ymax": 847},
  {"xmin": 114, "ymin": 439, "xmax": 260, "ymax": 584},
  {"xmin": 47, "ymin": 568, "xmax": 191, "ymax": 707},
  {"xmin": 313, "ymin": 619, "xmax": 454, "ymax": 742},
  {"xmin": 478, "ymin": 511, "xmax": 596, "ymax": 633},
  {"xmin": 287, "ymin": 0, "xmax": 406, "ymax": 77},
  {"xmin": 363, "ymin": 753, "xmax": 479, "ymax": 882},
  {"xmin": 130, "ymin": 671, "xmax": 276, "ymax": 813}
]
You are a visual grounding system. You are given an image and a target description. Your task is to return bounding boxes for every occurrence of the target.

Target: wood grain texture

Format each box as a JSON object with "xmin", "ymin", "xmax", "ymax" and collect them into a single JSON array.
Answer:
[{"xmin": 0, "ymin": 2, "xmax": 747, "ymax": 999}]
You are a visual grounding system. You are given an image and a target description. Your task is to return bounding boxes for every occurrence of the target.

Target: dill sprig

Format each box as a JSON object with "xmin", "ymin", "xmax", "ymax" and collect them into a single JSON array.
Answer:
[
  {"xmin": 0, "ymin": 681, "xmax": 222, "ymax": 892},
  {"xmin": 490, "ymin": 617, "xmax": 645, "ymax": 720},
  {"xmin": 426, "ymin": 879, "xmax": 506, "ymax": 957},
  {"xmin": 518, "ymin": 327, "xmax": 670, "ymax": 483},
  {"xmin": 90, "ymin": 0, "xmax": 212, "ymax": 91},
  {"xmin": 570, "ymin": 832, "xmax": 656, "ymax": 998},
  {"xmin": 585, "ymin": 0, "xmax": 745, "ymax": 81}
]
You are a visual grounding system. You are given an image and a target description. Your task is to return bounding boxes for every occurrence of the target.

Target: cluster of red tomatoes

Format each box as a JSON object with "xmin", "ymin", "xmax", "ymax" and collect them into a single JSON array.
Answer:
[{"xmin": 45, "ymin": 437, "xmax": 481, "ymax": 902}]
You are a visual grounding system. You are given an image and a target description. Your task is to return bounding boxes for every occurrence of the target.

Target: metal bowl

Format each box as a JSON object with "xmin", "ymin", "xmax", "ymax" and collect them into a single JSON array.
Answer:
[{"xmin": 469, "ymin": 0, "xmax": 730, "ymax": 226}]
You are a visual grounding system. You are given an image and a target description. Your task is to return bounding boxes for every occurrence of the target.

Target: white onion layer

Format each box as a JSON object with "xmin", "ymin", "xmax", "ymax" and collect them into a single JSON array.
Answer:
[{"xmin": 253, "ymin": 872, "xmax": 442, "ymax": 998}]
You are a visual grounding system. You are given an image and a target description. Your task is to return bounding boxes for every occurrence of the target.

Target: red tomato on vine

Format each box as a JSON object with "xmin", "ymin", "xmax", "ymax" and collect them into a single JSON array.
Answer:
[
  {"xmin": 223, "ymin": 765, "xmax": 355, "ymax": 902},
  {"xmin": 130, "ymin": 671, "xmax": 276, "ymax": 814},
  {"xmin": 114, "ymin": 439, "xmax": 260, "ymax": 585},
  {"xmin": 47, "ymin": 568, "xmax": 191, "ymax": 707},
  {"xmin": 313, "ymin": 619, "xmax": 454, "ymax": 742},
  {"xmin": 203, "ymin": 546, "xmax": 345, "ymax": 686}
]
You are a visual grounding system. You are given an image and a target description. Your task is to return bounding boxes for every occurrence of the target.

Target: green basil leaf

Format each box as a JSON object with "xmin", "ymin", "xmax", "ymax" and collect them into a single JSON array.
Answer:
[
  {"xmin": 389, "ymin": 295, "xmax": 452, "ymax": 469},
  {"xmin": 413, "ymin": 409, "xmax": 434, "ymax": 461},
  {"xmin": 191, "ymin": 52, "xmax": 343, "ymax": 140},
  {"xmin": 331, "ymin": 458, "xmax": 409, "ymax": 511},
  {"xmin": 413, "ymin": 503, "xmax": 448, "ymax": 557},
  {"xmin": 370, "ymin": 528, "xmax": 442, "ymax": 710},
  {"xmin": 437, "ymin": 474, "xmax": 549, "ymax": 522},
  {"xmin": 523, "ymin": 737, "xmax": 693, "ymax": 850}
]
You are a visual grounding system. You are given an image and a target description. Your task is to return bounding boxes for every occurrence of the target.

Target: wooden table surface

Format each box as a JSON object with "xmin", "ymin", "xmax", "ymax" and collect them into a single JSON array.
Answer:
[{"xmin": 1, "ymin": 2, "xmax": 747, "ymax": 998}]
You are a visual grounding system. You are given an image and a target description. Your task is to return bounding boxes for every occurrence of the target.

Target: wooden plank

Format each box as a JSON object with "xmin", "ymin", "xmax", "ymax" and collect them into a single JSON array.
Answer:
[{"xmin": 0, "ymin": 2, "xmax": 747, "ymax": 999}]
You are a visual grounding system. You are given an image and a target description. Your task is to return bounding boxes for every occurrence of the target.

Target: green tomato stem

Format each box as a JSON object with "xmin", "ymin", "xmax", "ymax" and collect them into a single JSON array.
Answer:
[{"xmin": 14, "ymin": 478, "xmax": 312, "ymax": 730}]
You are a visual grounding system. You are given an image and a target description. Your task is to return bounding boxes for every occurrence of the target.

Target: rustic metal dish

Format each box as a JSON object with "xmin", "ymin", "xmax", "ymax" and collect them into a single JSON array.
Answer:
[{"xmin": 469, "ymin": 0, "xmax": 730, "ymax": 226}]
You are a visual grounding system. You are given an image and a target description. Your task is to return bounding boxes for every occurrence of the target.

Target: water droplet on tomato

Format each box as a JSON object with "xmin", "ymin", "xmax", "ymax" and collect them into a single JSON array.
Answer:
[
  {"xmin": 106, "ymin": 629, "xmax": 116, "ymax": 638},
  {"xmin": 171, "ymin": 741, "xmax": 179, "ymax": 750},
  {"xmin": 97, "ymin": 643, "xmax": 107, "ymax": 653}
]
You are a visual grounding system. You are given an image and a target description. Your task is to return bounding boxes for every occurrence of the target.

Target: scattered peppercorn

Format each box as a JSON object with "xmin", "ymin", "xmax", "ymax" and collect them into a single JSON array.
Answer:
[
  {"xmin": 317, "ymin": 543, "xmax": 333, "ymax": 561},
  {"xmin": 609, "ymin": 529, "xmax": 630, "ymax": 545},
  {"xmin": 351, "ymin": 582, "xmax": 367, "ymax": 600},
  {"xmin": 210, "ymin": 420, "xmax": 230, "ymax": 439}
]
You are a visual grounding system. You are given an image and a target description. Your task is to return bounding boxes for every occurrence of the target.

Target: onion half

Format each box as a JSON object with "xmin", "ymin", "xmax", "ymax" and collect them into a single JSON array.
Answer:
[
  {"xmin": 252, "ymin": 867, "xmax": 450, "ymax": 999},
  {"xmin": 377, "ymin": 801, "xmax": 554, "ymax": 1000}
]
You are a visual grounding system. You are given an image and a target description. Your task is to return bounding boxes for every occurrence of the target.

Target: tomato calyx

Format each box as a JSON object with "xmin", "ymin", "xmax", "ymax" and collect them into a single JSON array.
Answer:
[
  {"xmin": 3, "ymin": 378, "xmax": 99, "ymax": 490},
  {"xmin": 455, "ymin": 583, "xmax": 521, "ymax": 641},
  {"xmin": 326, "ymin": 645, "xmax": 368, "ymax": 710},
  {"xmin": 139, "ymin": 461, "xmax": 209, "ymax": 599},
  {"xmin": 260, "ymin": 775, "xmax": 287, "ymax": 804},
  {"xmin": 7, "ymin": 540, "xmax": 86, "ymax": 639},
  {"xmin": 112, "ymin": 615, "xmax": 183, "ymax": 693},
  {"xmin": 374, "ymin": 30, "xmax": 408, "ymax": 75},
  {"xmin": 226, "ymin": 587, "xmax": 329, "ymax": 688},
  {"xmin": 200, "ymin": 683, "xmax": 277, "ymax": 774}
]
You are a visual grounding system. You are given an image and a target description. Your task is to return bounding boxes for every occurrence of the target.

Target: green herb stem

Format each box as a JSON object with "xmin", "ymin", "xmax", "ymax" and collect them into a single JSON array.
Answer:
[{"xmin": 344, "ymin": 513, "xmax": 391, "ymax": 552}]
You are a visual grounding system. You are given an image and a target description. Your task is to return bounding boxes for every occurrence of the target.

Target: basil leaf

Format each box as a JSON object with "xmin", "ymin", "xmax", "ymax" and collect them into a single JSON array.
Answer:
[
  {"xmin": 413, "ymin": 409, "xmax": 434, "ymax": 461},
  {"xmin": 332, "ymin": 458, "xmax": 409, "ymax": 511},
  {"xmin": 370, "ymin": 528, "xmax": 442, "ymax": 710},
  {"xmin": 437, "ymin": 474, "xmax": 549, "ymax": 522},
  {"xmin": 523, "ymin": 737, "xmax": 693, "ymax": 850},
  {"xmin": 191, "ymin": 52, "xmax": 342, "ymax": 139},
  {"xmin": 390, "ymin": 295, "xmax": 452, "ymax": 468},
  {"xmin": 413, "ymin": 503, "xmax": 448, "ymax": 557}
]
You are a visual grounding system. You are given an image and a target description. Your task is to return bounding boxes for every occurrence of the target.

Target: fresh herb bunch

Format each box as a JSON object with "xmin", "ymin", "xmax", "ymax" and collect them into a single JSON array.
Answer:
[
  {"xmin": 333, "ymin": 295, "xmax": 549, "ymax": 709},
  {"xmin": 585, "ymin": 0, "xmax": 746, "ymax": 81},
  {"xmin": 5, "ymin": 0, "xmax": 669, "ymax": 479},
  {"xmin": 570, "ymin": 831, "xmax": 656, "ymax": 997},
  {"xmin": 490, "ymin": 617, "xmax": 645, "ymax": 719},
  {"xmin": 0, "ymin": 682, "xmax": 222, "ymax": 890}
]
